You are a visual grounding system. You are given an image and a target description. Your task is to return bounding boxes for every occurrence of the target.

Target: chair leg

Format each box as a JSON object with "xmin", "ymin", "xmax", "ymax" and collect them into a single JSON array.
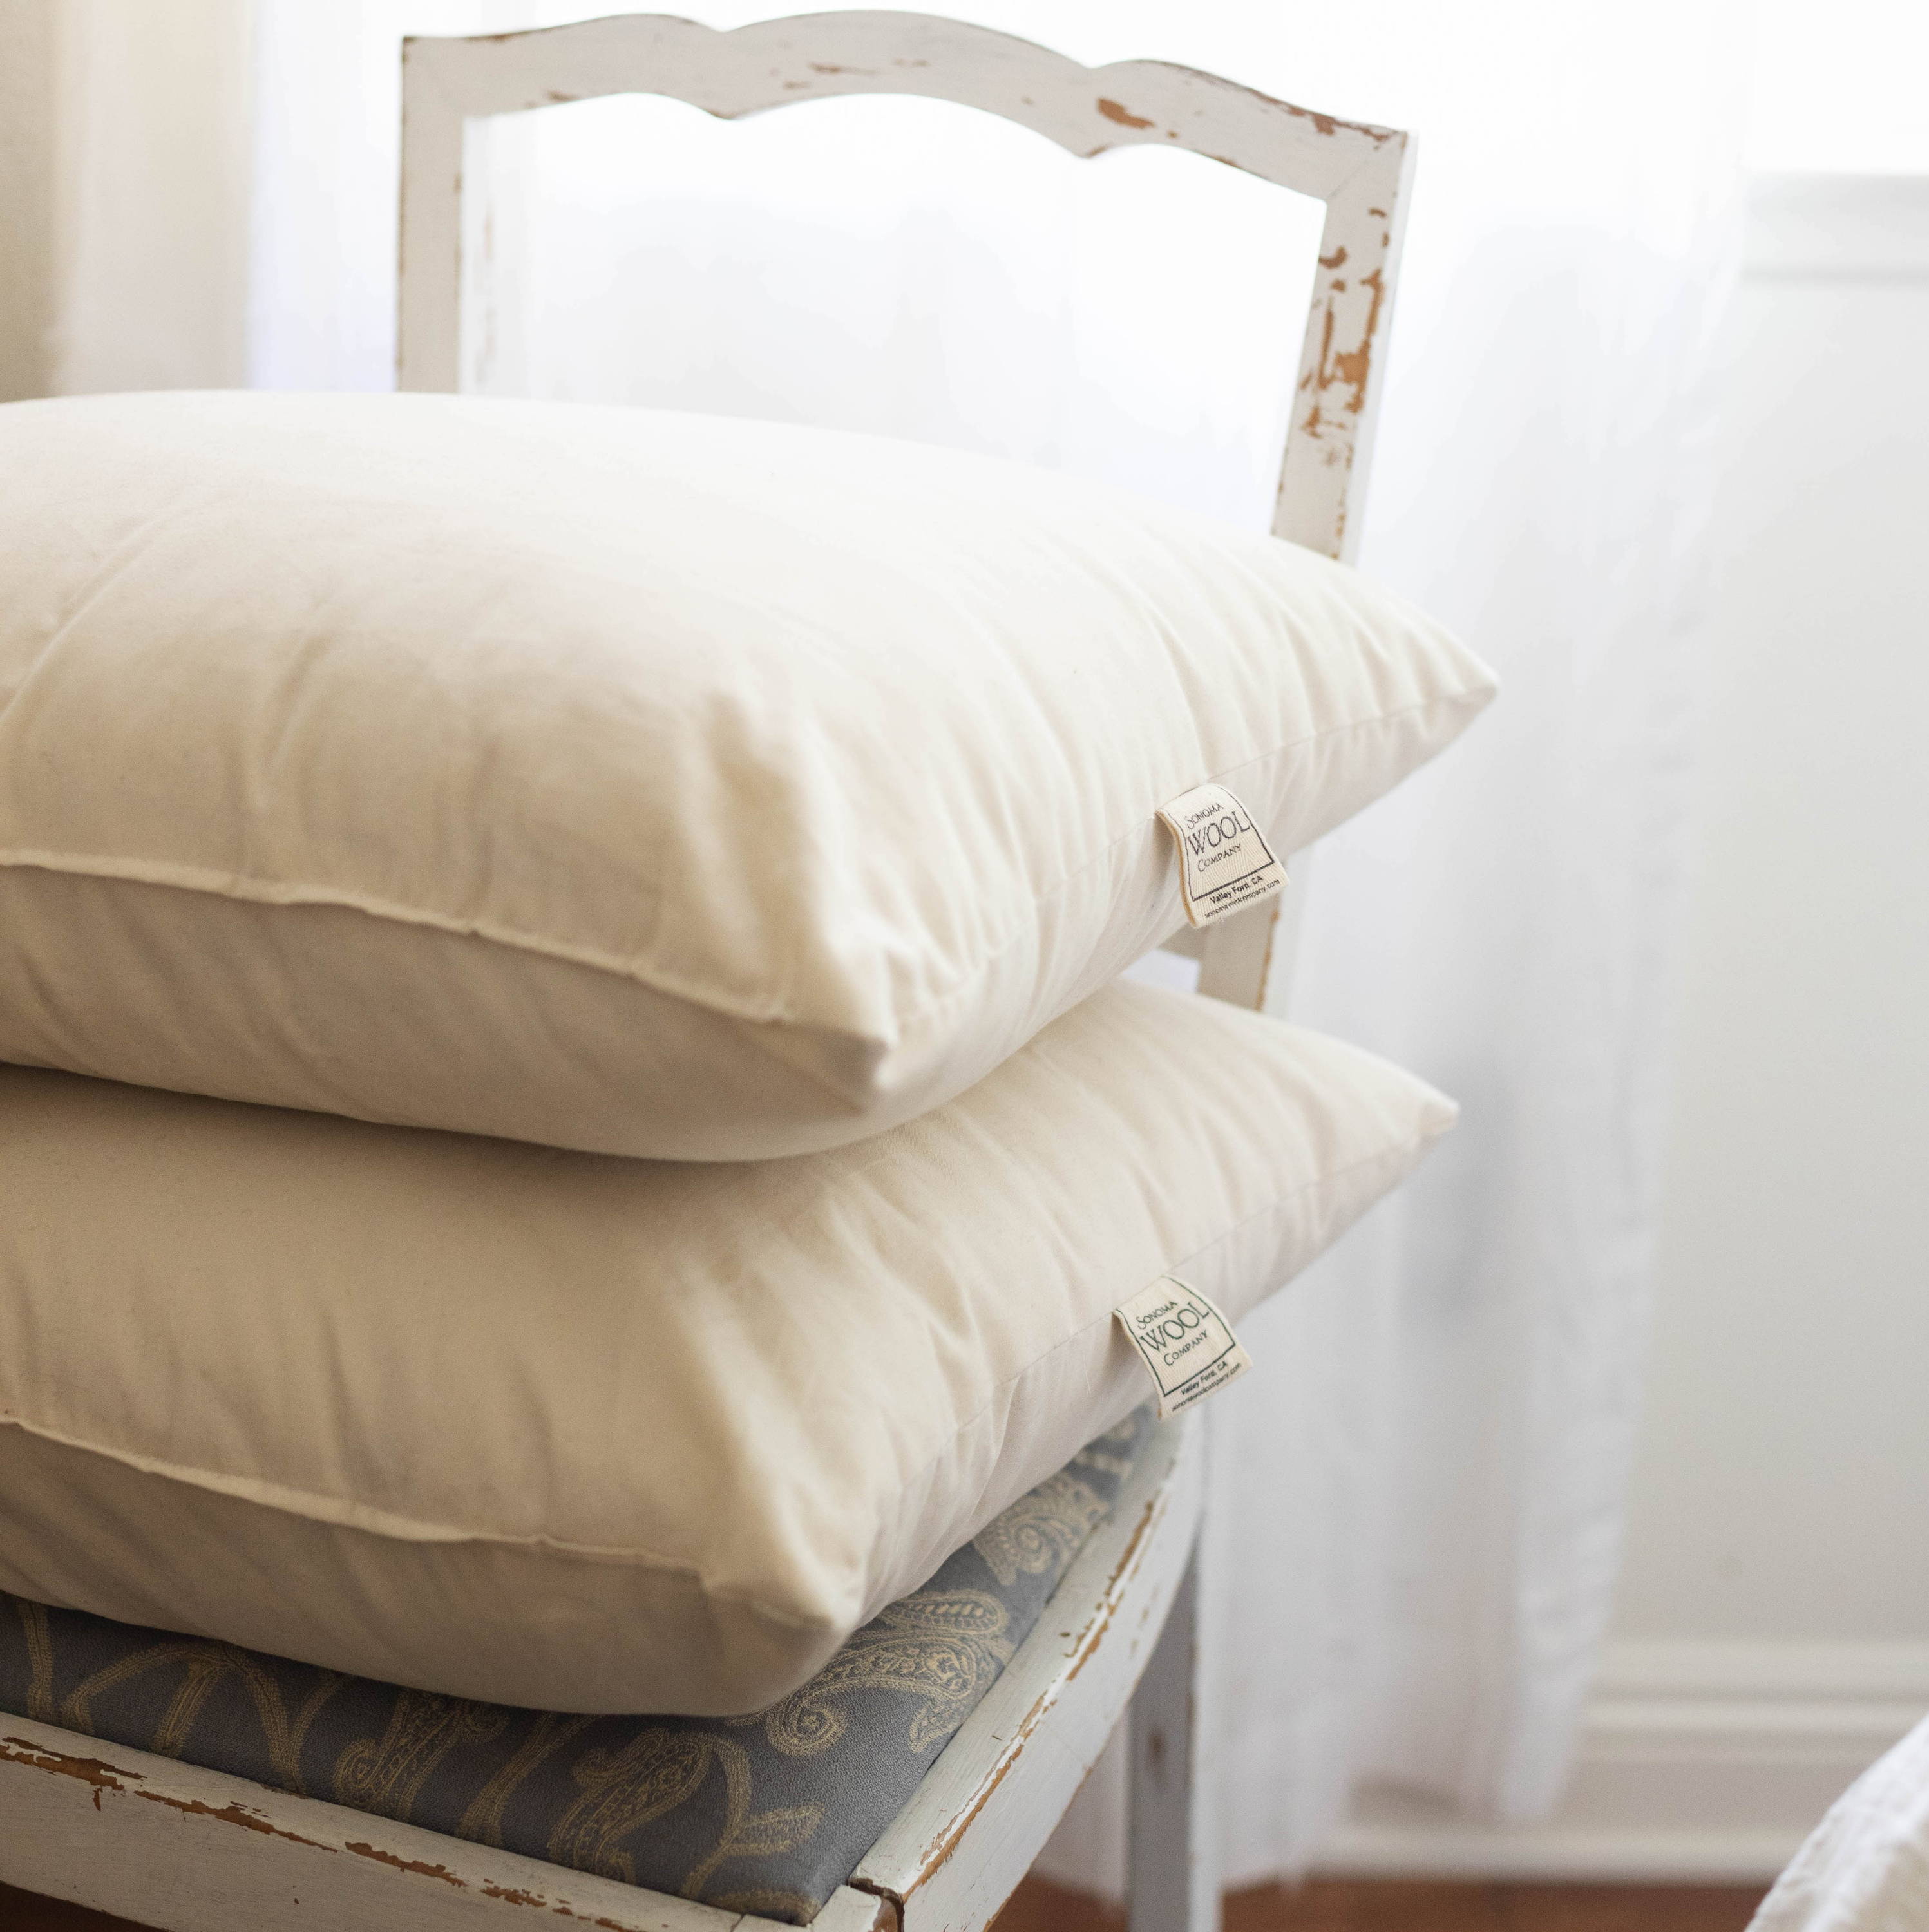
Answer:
[{"xmin": 1126, "ymin": 1535, "xmax": 1219, "ymax": 1932}]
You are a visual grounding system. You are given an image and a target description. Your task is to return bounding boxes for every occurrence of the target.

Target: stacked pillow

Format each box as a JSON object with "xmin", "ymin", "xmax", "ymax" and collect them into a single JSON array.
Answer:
[{"xmin": 0, "ymin": 392, "xmax": 1493, "ymax": 1714}]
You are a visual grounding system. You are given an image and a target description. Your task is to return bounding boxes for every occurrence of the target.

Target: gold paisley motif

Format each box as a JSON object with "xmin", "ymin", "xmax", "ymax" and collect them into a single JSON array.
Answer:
[
  {"xmin": 458, "ymin": 1710, "xmax": 597, "ymax": 1848},
  {"xmin": 972, "ymin": 1470, "xmax": 1107, "ymax": 1587},
  {"xmin": 679, "ymin": 1738, "xmax": 823, "ymax": 1902},
  {"xmin": 10, "ymin": 1597, "xmax": 53, "ymax": 1723},
  {"xmin": 547, "ymin": 1728, "xmax": 713, "ymax": 1884},
  {"xmin": 205, "ymin": 1645, "xmax": 347, "ymax": 1792},
  {"xmin": 753, "ymin": 1589, "xmax": 1012, "ymax": 1757},
  {"xmin": 695, "ymin": 1799, "xmax": 823, "ymax": 1879},
  {"xmin": 61, "ymin": 1641, "xmax": 212, "ymax": 1741},
  {"xmin": 545, "ymin": 1727, "xmax": 824, "ymax": 1893},
  {"xmin": 280, "ymin": 1672, "xmax": 352, "ymax": 1794},
  {"xmin": 334, "ymin": 1689, "xmax": 508, "ymax": 1821},
  {"xmin": 57, "ymin": 1638, "xmax": 345, "ymax": 1795},
  {"xmin": 707, "ymin": 1887, "xmax": 824, "ymax": 1922},
  {"xmin": 152, "ymin": 1652, "xmax": 226, "ymax": 1758}
]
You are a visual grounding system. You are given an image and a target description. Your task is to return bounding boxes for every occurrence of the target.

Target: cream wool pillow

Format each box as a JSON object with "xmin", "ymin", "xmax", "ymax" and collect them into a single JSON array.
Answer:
[
  {"xmin": 0, "ymin": 981, "xmax": 1454, "ymax": 1716},
  {"xmin": 0, "ymin": 391, "xmax": 1493, "ymax": 1160}
]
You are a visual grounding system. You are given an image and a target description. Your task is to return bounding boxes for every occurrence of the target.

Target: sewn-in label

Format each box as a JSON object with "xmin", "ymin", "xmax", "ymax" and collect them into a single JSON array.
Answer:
[
  {"xmin": 1114, "ymin": 1276, "xmax": 1252, "ymax": 1420},
  {"xmin": 1156, "ymin": 782, "xmax": 1286, "ymax": 928}
]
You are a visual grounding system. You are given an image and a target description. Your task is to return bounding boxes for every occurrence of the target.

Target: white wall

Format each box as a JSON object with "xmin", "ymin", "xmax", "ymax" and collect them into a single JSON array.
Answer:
[
  {"xmin": 1614, "ymin": 178, "xmax": 1929, "ymax": 1652},
  {"xmin": 1320, "ymin": 174, "xmax": 1929, "ymax": 1882},
  {"xmin": 1746, "ymin": 0, "xmax": 1929, "ymax": 176}
]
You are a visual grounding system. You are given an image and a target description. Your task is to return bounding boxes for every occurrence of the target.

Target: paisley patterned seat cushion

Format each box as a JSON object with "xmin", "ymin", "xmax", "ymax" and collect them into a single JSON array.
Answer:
[{"xmin": 0, "ymin": 1412, "xmax": 1150, "ymax": 1927}]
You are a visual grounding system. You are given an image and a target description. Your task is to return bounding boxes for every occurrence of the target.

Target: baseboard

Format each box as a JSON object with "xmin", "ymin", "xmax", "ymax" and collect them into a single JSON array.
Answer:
[{"xmin": 1313, "ymin": 1640, "xmax": 1929, "ymax": 1884}]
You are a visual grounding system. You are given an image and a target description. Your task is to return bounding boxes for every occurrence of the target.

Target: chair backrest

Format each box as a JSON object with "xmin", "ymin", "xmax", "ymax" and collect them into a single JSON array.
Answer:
[{"xmin": 395, "ymin": 10, "xmax": 1414, "ymax": 1012}]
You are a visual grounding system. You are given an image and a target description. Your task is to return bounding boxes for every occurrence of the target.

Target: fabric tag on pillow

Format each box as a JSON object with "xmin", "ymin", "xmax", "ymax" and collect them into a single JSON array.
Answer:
[
  {"xmin": 1114, "ymin": 1276, "xmax": 1252, "ymax": 1419},
  {"xmin": 1157, "ymin": 782, "xmax": 1286, "ymax": 928}
]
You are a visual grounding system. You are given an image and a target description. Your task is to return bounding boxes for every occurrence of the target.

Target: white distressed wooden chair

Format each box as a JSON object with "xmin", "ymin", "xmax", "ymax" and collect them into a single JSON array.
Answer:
[{"xmin": 0, "ymin": 14, "xmax": 1409, "ymax": 1932}]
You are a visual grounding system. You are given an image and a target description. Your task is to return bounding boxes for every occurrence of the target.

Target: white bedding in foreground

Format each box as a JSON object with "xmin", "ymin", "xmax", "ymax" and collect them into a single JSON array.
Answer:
[{"xmin": 1753, "ymin": 1710, "xmax": 1929, "ymax": 1930}]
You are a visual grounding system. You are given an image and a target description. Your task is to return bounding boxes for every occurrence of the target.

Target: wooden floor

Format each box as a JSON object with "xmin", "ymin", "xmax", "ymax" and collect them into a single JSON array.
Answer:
[
  {"xmin": 2, "ymin": 1873, "xmax": 1771, "ymax": 1931},
  {"xmin": 996, "ymin": 1877, "xmax": 1771, "ymax": 1930}
]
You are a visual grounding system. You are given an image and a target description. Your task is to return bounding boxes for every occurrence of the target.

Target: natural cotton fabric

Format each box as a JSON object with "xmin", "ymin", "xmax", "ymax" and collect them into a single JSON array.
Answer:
[
  {"xmin": 0, "ymin": 981, "xmax": 1454, "ymax": 1715},
  {"xmin": 0, "ymin": 390, "xmax": 1492, "ymax": 1160}
]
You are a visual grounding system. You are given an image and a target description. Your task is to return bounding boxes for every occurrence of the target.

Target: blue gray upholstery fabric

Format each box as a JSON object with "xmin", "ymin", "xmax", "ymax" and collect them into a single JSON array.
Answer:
[{"xmin": 0, "ymin": 1410, "xmax": 1148, "ymax": 1924}]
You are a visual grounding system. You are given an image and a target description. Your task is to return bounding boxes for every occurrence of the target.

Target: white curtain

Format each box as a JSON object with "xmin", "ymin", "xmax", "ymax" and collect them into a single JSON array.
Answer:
[
  {"xmin": 242, "ymin": 0, "xmax": 1751, "ymax": 1886},
  {"xmin": 3, "ymin": 0, "xmax": 254, "ymax": 400}
]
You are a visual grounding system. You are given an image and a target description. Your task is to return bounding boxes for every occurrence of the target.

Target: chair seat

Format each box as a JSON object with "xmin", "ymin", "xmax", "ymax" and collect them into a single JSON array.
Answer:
[{"xmin": 0, "ymin": 1410, "xmax": 1148, "ymax": 1926}]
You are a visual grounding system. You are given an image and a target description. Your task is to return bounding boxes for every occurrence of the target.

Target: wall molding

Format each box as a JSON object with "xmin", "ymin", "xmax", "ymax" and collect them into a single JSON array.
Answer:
[
  {"xmin": 1745, "ymin": 173, "xmax": 1929, "ymax": 284},
  {"xmin": 1313, "ymin": 1640, "xmax": 1929, "ymax": 1884}
]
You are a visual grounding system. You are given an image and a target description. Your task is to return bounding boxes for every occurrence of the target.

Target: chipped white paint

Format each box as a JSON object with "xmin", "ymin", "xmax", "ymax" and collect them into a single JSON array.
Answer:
[
  {"xmin": 1127, "ymin": 1544, "xmax": 1213, "ymax": 1932},
  {"xmin": 397, "ymin": 10, "xmax": 1409, "ymax": 567},
  {"xmin": 851, "ymin": 1416, "xmax": 1204, "ymax": 1931}
]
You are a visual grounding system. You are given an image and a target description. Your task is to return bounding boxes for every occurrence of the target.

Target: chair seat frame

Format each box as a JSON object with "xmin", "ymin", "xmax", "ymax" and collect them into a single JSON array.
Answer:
[{"xmin": 3, "ymin": 1416, "xmax": 1201, "ymax": 1932}]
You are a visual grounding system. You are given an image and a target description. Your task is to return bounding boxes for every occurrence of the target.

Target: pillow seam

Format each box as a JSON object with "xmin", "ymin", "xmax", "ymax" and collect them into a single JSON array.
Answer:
[
  {"xmin": 0, "ymin": 679, "xmax": 1492, "ymax": 1042},
  {"xmin": 0, "ymin": 1124, "xmax": 1443, "ymax": 1631}
]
